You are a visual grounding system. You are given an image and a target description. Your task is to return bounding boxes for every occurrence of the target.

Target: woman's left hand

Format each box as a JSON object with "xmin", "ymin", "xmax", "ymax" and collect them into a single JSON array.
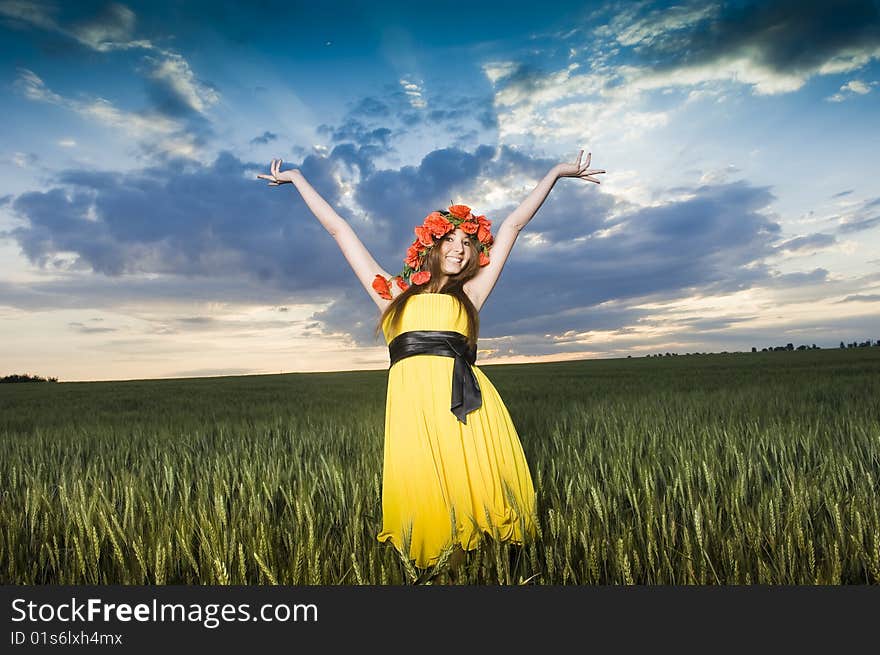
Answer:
[{"xmin": 554, "ymin": 150, "xmax": 605, "ymax": 184}]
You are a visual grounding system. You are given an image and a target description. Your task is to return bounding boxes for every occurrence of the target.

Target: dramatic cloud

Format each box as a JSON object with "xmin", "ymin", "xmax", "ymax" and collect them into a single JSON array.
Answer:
[
  {"xmin": 608, "ymin": 0, "xmax": 880, "ymax": 94},
  {"xmin": 355, "ymin": 145, "xmax": 496, "ymax": 230},
  {"xmin": 300, "ymin": 145, "xmax": 797, "ymax": 351},
  {"xmin": 4, "ymin": 136, "xmax": 816, "ymax": 356},
  {"xmin": 476, "ymin": 180, "xmax": 783, "ymax": 337},
  {"xmin": 2, "ymin": 145, "xmax": 558, "ymax": 296},
  {"xmin": 3, "ymin": 150, "xmax": 363, "ymax": 290},
  {"xmin": 485, "ymin": 0, "xmax": 880, "ymax": 145}
]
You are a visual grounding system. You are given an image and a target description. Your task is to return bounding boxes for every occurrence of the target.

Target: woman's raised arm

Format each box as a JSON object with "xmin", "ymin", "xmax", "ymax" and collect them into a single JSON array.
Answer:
[
  {"xmin": 258, "ymin": 159, "xmax": 394, "ymax": 310},
  {"xmin": 464, "ymin": 150, "xmax": 604, "ymax": 310}
]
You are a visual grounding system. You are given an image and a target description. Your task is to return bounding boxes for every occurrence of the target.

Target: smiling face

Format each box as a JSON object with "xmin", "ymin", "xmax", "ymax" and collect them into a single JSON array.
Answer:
[{"xmin": 438, "ymin": 228, "xmax": 473, "ymax": 276}]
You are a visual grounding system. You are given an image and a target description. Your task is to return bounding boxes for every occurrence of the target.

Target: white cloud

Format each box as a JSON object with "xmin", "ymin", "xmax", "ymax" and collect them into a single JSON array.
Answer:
[
  {"xmin": 483, "ymin": 62, "xmax": 518, "ymax": 85},
  {"xmin": 616, "ymin": 56, "xmax": 808, "ymax": 96},
  {"xmin": 11, "ymin": 151, "xmax": 38, "ymax": 168},
  {"xmin": 483, "ymin": 0, "xmax": 872, "ymax": 154},
  {"xmin": 69, "ymin": 3, "xmax": 150, "ymax": 52},
  {"xmin": 826, "ymin": 78, "xmax": 876, "ymax": 102},
  {"xmin": 0, "ymin": 0, "xmax": 154, "ymax": 51},
  {"xmin": 4, "ymin": 1, "xmax": 219, "ymax": 157},
  {"xmin": 14, "ymin": 68, "xmax": 200, "ymax": 159},
  {"xmin": 592, "ymin": 3, "xmax": 880, "ymax": 97},
  {"xmin": 145, "ymin": 52, "xmax": 220, "ymax": 114},
  {"xmin": 399, "ymin": 78, "xmax": 426, "ymax": 109},
  {"xmin": 841, "ymin": 80, "xmax": 872, "ymax": 95},
  {"xmin": 594, "ymin": 2, "xmax": 720, "ymax": 48},
  {"xmin": 13, "ymin": 67, "xmax": 64, "ymax": 103},
  {"xmin": 490, "ymin": 63, "xmax": 596, "ymax": 108},
  {"xmin": 0, "ymin": 0, "xmax": 56, "ymax": 30},
  {"xmin": 699, "ymin": 164, "xmax": 741, "ymax": 186},
  {"xmin": 482, "ymin": 60, "xmax": 668, "ymax": 145},
  {"xmin": 482, "ymin": 2, "xmax": 880, "ymax": 153},
  {"xmin": 818, "ymin": 46, "xmax": 880, "ymax": 75}
]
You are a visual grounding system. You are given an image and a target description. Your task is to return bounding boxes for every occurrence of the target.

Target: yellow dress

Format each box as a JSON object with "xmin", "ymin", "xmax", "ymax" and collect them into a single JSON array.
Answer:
[{"xmin": 377, "ymin": 292, "xmax": 538, "ymax": 568}]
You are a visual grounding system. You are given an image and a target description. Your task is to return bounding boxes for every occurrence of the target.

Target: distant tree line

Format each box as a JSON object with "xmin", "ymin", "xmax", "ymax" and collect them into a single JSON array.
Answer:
[
  {"xmin": 754, "ymin": 343, "xmax": 822, "ymax": 352},
  {"xmin": 0, "ymin": 373, "xmax": 59, "ymax": 383},
  {"xmin": 838, "ymin": 340, "xmax": 879, "ymax": 349},
  {"xmin": 630, "ymin": 339, "xmax": 880, "ymax": 358}
]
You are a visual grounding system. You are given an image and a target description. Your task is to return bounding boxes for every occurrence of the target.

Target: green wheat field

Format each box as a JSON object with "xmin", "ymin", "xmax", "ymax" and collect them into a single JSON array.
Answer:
[{"xmin": 2, "ymin": 348, "xmax": 879, "ymax": 585}]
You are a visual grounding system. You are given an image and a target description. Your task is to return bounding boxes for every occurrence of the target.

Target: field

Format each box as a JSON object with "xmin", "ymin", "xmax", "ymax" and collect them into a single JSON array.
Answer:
[{"xmin": 1, "ymin": 348, "xmax": 879, "ymax": 585}]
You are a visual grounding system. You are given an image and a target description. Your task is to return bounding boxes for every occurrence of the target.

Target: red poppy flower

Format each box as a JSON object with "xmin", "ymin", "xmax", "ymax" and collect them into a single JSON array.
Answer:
[
  {"xmin": 479, "ymin": 252, "xmax": 490, "ymax": 267},
  {"xmin": 448, "ymin": 204, "xmax": 472, "ymax": 219},
  {"xmin": 372, "ymin": 275, "xmax": 392, "ymax": 299},
  {"xmin": 411, "ymin": 270, "xmax": 431, "ymax": 285},
  {"xmin": 414, "ymin": 225, "xmax": 434, "ymax": 247},
  {"xmin": 405, "ymin": 245, "xmax": 421, "ymax": 269},
  {"xmin": 477, "ymin": 224, "xmax": 492, "ymax": 244},
  {"xmin": 459, "ymin": 221, "xmax": 478, "ymax": 234},
  {"xmin": 424, "ymin": 213, "xmax": 453, "ymax": 237},
  {"xmin": 394, "ymin": 276, "xmax": 409, "ymax": 291}
]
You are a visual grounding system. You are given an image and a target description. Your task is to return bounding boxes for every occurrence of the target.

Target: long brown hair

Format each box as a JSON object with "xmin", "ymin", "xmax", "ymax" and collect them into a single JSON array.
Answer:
[{"xmin": 376, "ymin": 232, "xmax": 481, "ymax": 348}]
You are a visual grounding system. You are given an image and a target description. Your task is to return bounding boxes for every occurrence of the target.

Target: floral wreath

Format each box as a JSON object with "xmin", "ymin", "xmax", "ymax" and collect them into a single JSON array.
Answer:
[{"xmin": 372, "ymin": 204, "xmax": 493, "ymax": 300}]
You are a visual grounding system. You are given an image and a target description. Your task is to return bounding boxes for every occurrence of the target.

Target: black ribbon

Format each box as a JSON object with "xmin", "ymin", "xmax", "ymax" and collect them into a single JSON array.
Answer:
[{"xmin": 388, "ymin": 330, "xmax": 482, "ymax": 424}]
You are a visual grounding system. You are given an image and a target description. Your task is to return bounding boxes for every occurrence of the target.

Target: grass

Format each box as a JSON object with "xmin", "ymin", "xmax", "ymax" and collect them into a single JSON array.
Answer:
[{"xmin": 1, "ymin": 348, "xmax": 878, "ymax": 584}]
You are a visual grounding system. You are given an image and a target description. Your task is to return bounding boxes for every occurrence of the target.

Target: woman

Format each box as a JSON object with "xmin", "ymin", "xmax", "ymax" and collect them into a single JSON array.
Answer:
[{"xmin": 258, "ymin": 150, "xmax": 605, "ymax": 576}]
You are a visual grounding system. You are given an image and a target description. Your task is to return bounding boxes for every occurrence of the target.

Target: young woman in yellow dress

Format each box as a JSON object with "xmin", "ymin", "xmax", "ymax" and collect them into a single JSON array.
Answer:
[{"xmin": 258, "ymin": 151, "xmax": 605, "ymax": 576}]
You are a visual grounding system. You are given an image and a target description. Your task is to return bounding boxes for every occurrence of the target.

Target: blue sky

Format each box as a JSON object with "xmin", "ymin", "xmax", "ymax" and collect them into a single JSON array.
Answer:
[{"xmin": 1, "ymin": 0, "xmax": 879, "ymax": 381}]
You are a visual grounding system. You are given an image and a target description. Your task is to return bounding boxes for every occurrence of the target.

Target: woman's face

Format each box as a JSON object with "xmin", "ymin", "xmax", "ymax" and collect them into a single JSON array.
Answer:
[{"xmin": 438, "ymin": 228, "xmax": 473, "ymax": 276}]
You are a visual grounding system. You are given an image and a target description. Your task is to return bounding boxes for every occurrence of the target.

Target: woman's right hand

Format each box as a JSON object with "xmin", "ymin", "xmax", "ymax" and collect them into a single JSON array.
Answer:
[
  {"xmin": 553, "ymin": 150, "xmax": 605, "ymax": 184},
  {"xmin": 256, "ymin": 159, "xmax": 300, "ymax": 186}
]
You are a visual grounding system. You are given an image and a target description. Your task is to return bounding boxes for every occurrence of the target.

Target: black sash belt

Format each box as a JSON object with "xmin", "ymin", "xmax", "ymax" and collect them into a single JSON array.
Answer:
[{"xmin": 388, "ymin": 330, "xmax": 482, "ymax": 424}]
